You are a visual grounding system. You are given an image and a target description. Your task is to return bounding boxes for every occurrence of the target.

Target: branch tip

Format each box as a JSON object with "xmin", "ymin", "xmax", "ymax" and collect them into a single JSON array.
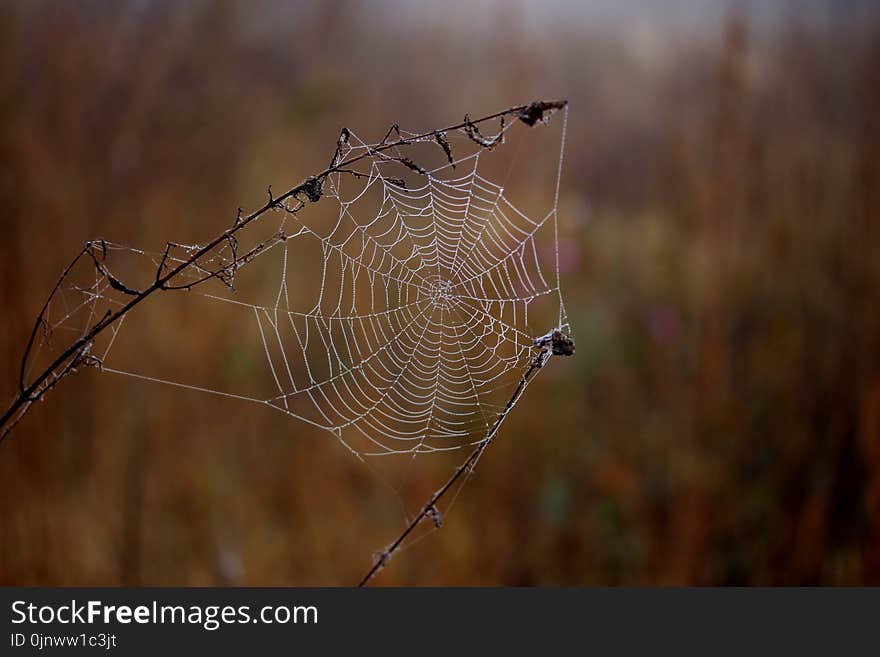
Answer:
[{"xmin": 518, "ymin": 100, "xmax": 568, "ymax": 127}]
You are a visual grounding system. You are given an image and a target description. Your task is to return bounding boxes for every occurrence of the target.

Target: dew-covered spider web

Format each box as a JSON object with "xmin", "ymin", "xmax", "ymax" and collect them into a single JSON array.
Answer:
[{"xmin": 21, "ymin": 103, "xmax": 571, "ymax": 461}]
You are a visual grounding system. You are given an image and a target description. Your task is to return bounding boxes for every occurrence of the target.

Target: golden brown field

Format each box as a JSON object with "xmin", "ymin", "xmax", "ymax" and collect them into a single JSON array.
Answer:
[{"xmin": 1, "ymin": 0, "xmax": 879, "ymax": 585}]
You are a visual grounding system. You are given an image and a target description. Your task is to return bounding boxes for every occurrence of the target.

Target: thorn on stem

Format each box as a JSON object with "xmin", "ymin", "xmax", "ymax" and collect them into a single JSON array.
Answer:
[
  {"xmin": 425, "ymin": 504, "xmax": 443, "ymax": 528},
  {"xmin": 434, "ymin": 131, "xmax": 455, "ymax": 168},
  {"xmin": 381, "ymin": 123, "xmax": 402, "ymax": 145},
  {"xmin": 375, "ymin": 550, "xmax": 391, "ymax": 569},
  {"xmin": 331, "ymin": 128, "xmax": 350, "ymax": 167}
]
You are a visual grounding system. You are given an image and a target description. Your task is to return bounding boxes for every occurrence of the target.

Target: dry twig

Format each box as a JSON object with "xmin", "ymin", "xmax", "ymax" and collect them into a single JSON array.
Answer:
[{"xmin": 1, "ymin": 100, "xmax": 565, "ymax": 443}]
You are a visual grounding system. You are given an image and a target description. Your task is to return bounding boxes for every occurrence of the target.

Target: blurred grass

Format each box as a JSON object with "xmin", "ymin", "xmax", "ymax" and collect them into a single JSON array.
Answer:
[{"xmin": 1, "ymin": 0, "xmax": 879, "ymax": 585}]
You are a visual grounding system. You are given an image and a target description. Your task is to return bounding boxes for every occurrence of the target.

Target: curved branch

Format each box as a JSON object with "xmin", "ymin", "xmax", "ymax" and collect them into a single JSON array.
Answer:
[{"xmin": 0, "ymin": 100, "xmax": 566, "ymax": 444}]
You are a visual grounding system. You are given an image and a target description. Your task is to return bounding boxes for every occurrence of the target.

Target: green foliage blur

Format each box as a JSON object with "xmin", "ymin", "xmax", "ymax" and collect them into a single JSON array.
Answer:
[{"xmin": 1, "ymin": 0, "xmax": 879, "ymax": 585}]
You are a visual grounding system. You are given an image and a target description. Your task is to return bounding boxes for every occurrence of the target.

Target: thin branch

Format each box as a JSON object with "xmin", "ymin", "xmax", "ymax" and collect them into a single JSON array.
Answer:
[
  {"xmin": 357, "ymin": 350, "xmax": 550, "ymax": 587},
  {"xmin": 0, "ymin": 98, "xmax": 567, "ymax": 446},
  {"xmin": 18, "ymin": 247, "xmax": 90, "ymax": 392}
]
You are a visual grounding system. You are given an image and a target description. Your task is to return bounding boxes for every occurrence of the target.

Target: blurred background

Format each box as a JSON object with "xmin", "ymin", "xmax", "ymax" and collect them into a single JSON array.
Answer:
[{"xmin": 2, "ymin": 0, "xmax": 880, "ymax": 585}]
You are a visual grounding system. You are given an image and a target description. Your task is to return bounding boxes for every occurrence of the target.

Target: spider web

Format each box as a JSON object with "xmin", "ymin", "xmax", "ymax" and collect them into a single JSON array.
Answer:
[{"xmin": 27, "ymin": 105, "xmax": 571, "ymax": 460}]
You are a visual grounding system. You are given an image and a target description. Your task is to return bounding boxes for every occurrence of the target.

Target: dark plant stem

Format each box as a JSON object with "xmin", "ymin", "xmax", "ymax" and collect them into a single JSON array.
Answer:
[
  {"xmin": 358, "ymin": 355, "xmax": 547, "ymax": 587},
  {"xmin": 0, "ymin": 101, "xmax": 564, "ymax": 444}
]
